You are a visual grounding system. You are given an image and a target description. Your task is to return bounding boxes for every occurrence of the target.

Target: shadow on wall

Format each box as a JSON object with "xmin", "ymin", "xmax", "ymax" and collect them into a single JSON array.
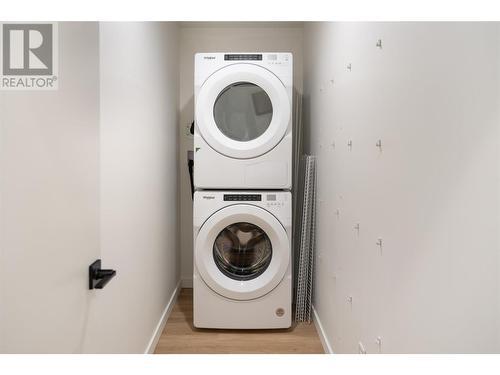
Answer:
[{"xmin": 179, "ymin": 94, "xmax": 195, "ymax": 287}]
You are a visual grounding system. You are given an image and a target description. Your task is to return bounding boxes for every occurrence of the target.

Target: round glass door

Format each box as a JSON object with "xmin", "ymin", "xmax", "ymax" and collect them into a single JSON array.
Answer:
[
  {"xmin": 195, "ymin": 64, "xmax": 290, "ymax": 159},
  {"xmin": 213, "ymin": 222, "xmax": 272, "ymax": 281},
  {"xmin": 194, "ymin": 204, "xmax": 290, "ymax": 300},
  {"xmin": 213, "ymin": 82, "xmax": 273, "ymax": 142}
]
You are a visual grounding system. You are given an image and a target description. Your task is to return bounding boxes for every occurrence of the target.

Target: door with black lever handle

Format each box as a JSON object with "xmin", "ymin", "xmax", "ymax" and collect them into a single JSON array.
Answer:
[{"xmin": 89, "ymin": 259, "xmax": 116, "ymax": 290}]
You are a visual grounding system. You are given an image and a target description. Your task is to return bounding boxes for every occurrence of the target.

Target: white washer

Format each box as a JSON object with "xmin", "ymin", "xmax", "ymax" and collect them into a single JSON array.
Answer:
[
  {"xmin": 194, "ymin": 52, "xmax": 293, "ymax": 190},
  {"xmin": 193, "ymin": 190, "xmax": 292, "ymax": 329}
]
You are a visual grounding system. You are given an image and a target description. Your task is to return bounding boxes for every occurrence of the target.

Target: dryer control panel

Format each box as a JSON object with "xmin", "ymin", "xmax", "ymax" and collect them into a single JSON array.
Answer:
[
  {"xmin": 224, "ymin": 54, "xmax": 262, "ymax": 61},
  {"xmin": 195, "ymin": 52, "xmax": 293, "ymax": 91}
]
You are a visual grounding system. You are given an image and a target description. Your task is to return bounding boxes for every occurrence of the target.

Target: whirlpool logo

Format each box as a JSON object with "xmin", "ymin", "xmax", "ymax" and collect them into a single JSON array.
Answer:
[{"xmin": 0, "ymin": 22, "xmax": 58, "ymax": 90}]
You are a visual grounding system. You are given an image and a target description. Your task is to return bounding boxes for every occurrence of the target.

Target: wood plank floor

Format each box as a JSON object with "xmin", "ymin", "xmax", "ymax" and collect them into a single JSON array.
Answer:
[{"xmin": 154, "ymin": 289, "xmax": 324, "ymax": 354}]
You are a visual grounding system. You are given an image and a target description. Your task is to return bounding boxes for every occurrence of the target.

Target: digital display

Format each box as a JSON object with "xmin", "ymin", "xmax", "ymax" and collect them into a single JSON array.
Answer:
[
  {"xmin": 266, "ymin": 194, "xmax": 276, "ymax": 201},
  {"xmin": 224, "ymin": 54, "xmax": 262, "ymax": 61},
  {"xmin": 224, "ymin": 194, "xmax": 262, "ymax": 201}
]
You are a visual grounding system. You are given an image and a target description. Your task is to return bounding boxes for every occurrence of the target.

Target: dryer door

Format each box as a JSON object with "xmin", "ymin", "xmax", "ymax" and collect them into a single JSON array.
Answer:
[
  {"xmin": 195, "ymin": 204, "xmax": 290, "ymax": 301},
  {"xmin": 196, "ymin": 64, "xmax": 290, "ymax": 159}
]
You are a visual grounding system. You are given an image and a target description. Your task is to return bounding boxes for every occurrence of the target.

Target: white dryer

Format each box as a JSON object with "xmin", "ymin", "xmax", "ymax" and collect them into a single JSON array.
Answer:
[
  {"xmin": 193, "ymin": 191, "xmax": 292, "ymax": 329},
  {"xmin": 194, "ymin": 52, "xmax": 293, "ymax": 190}
]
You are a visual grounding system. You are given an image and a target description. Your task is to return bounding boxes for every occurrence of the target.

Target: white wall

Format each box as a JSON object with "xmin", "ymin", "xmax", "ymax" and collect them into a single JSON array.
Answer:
[
  {"xmin": 304, "ymin": 22, "xmax": 500, "ymax": 353},
  {"xmin": 0, "ymin": 23, "xmax": 101, "ymax": 353},
  {"xmin": 0, "ymin": 22, "xmax": 180, "ymax": 354},
  {"xmin": 84, "ymin": 22, "xmax": 180, "ymax": 353},
  {"xmin": 178, "ymin": 23, "xmax": 303, "ymax": 286}
]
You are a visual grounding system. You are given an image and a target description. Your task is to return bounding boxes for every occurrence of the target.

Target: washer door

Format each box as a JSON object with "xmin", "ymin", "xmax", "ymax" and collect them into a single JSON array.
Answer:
[
  {"xmin": 195, "ymin": 205, "xmax": 289, "ymax": 301},
  {"xmin": 196, "ymin": 64, "xmax": 290, "ymax": 159}
]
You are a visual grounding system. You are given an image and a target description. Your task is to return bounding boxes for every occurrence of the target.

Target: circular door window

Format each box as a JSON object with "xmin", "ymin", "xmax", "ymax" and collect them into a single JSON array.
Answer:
[
  {"xmin": 195, "ymin": 204, "xmax": 290, "ymax": 300},
  {"xmin": 213, "ymin": 222, "xmax": 272, "ymax": 281},
  {"xmin": 213, "ymin": 82, "xmax": 273, "ymax": 142},
  {"xmin": 195, "ymin": 64, "xmax": 290, "ymax": 159}
]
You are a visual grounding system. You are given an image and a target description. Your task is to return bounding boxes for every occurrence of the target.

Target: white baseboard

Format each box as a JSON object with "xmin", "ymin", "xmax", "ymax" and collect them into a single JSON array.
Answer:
[
  {"xmin": 144, "ymin": 280, "xmax": 181, "ymax": 354},
  {"xmin": 312, "ymin": 305, "xmax": 334, "ymax": 354},
  {"xmin": 181, "ymin": 278, "xmax": 193, "ymax": 288}
]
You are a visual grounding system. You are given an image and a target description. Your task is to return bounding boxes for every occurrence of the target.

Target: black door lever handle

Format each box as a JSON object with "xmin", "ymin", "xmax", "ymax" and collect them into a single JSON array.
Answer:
[{"xmin": 89, "ymin": 259, "xmax": 116, "ymax": 290}]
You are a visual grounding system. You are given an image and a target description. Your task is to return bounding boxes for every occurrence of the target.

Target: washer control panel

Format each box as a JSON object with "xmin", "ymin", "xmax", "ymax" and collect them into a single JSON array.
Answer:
[
  {"xmin": 195, "ymin": 192, "xmax": 291, "ymax": 227},
  {"xmin": 222, "ymin": 193, "xmax": 287, "ymax": 207},
  {"xmin": 224, "ymin": 194, "xmax": 262, "ymax": 201},
  {"xmin": 265, "ymin": 193, "xmax": 286, "ymax": 208}
]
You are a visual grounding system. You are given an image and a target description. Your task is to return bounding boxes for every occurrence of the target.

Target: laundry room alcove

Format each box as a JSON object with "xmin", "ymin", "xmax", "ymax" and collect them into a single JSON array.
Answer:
[{"xmin": 1, "ymin": 21, "xmax": 499, "ymax": 355}]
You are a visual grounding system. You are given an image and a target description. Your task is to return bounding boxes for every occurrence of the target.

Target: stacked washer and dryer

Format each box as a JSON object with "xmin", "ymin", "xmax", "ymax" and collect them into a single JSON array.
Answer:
[{"xmin": 193, "ymin": 52, "xmax": 293, "ymax": 329}]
